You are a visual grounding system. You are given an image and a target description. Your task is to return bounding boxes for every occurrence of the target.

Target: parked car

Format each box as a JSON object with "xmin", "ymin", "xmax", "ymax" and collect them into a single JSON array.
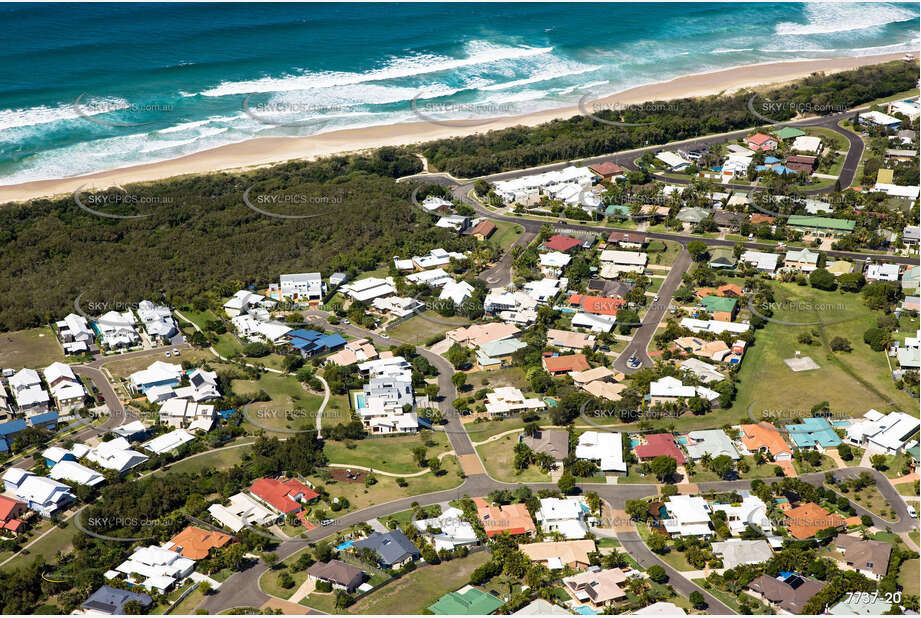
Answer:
[
  {"xmin": 172, "ymin": 348, "xmax": 179, "ymax": 356},
  {"xmin": 164, "ymin": 351, "xmax": 171, "ymax": 358},
  {"xmin": 321, "ymin": 519, "xmax": 334, "ymax": 526},
  {"xmin": 908, "ymin": 505, "xmax": 918, "ymax": 518}
]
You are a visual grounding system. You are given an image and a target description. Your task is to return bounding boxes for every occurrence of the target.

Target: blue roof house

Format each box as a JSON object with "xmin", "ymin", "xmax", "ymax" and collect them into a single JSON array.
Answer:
[
  {"xmin": 285, "ymin": 329, "xmax": 347, "ymax": 358},
  {"xmin": 786, "ymin": 417, "xmax": 841, "ymax": 449},
  {"xmin": 28, "ymin": 411, "xmax": 59, "ymax": 431},
  {"xmin": 0, "ymin": 419, "xmax": 28, "ymax": 453}
]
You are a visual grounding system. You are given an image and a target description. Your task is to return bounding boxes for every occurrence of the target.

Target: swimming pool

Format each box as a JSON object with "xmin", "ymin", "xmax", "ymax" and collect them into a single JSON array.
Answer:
[
  {"xmin": 335, "ymin": 540, "xmax": 354, "ymax": 551},
  {"xmin": 355, "ymin": 394, "xmax": 366, "ymax": 409},
  {"xmin": 629, "ymin": 439, "xmax": 640, "ymax": 448},
  {"xmin": 676, "ymin": 436, "xmax": 689, "ymax": 445},
  {"xmin": 573, "ymin": 607, "xmax": 598, "ymax": 615}
]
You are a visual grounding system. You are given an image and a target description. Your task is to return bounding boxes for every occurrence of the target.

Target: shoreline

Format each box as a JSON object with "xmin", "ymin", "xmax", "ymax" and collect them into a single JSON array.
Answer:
[{"xmin": 1, "ymin": 51, "xmax": 915, "ymax": 204}]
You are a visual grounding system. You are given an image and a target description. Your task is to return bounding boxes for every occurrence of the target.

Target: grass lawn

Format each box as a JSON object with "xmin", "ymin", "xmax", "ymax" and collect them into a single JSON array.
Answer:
[
  {"xmin": 476, "ymin": 434, "xmax": 550, "ymax": 483},
  {"xmin": 688, "ymin": 456, "xmax": 782, "ymax": 482},
  {"xmin": 693, "ymin": 579, "xmax": 772, "ymax": 614},
  {"xmin": 793, "ymin": 454, "xmax": 837, "ymax": 475},
  {"xmin": 895, "ymin": 481, "xmax": 918, "ymax": 496},
  {"xmin": 261, "ymin": 565, "xmax": 309, "ymax": 600},
  {"xmin": 830, "ymin": 483, "xmax": 893, "ymax": 520},
  {"xmin": 169, "ymin": 584, "xmax": 207, "ymax": 614},
  {"xmin": 901, "ymin": 559, "xmax": 920, "ymax": 596},
  {"xmin": 308, "ymin": 456, "xmax": 464, "ymax": 517},
  {"xmin": 349, "ymin": 551, "xmax": 491, "ymax": 615},
  {"xmin": 156, "ymin": 441, "xmax": 252, "ymax": 476},
  {"xmin": 466, "ymin": 414, "xmax": 549, "ymax": 441},
  {"xmin": 1, "ymin": 520, "xmax": 81, "ymax": 573},
  {"xmin": 0, "ymin": 326, "xmax": 65, "ymax": 368},
  {"xmin": 879, "ymin": 452, "xmax": 915, "ymax": 479},
  {"xmin": 646, "ymin": 240, "xmax": 682, "ymax": 267},
  {"xmin": 233, "ymin": 372, "xmax": 322, "ymax": 434},
  {"xmin": 489, "ymin": 221, "xmax": 525, "ymax": 252},
  {"xmin": 728, "ymin": 282, "xmax": 917, "ymax": 424},
  {"xmin": 804, "ymin": 127, "xmax": 849, "ymax": 152},
  {"xmin": 466, "ymin": 366, "xmax": 528, "ymax": 391},
  {"xmin": 387, "ymin": 313, "xmax": 470, "ymax": 346},
  {"xmin": 323, "ymin": 431, "xmax": 451, "ymax": 474},
  {"xmin": 103, "ymin": 348, "xmax": 216, "ymax": 378}
]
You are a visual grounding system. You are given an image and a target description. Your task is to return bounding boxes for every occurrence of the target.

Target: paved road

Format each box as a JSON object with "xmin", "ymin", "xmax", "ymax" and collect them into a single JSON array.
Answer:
[
  {"xmin": 612, "ymin": 248, "xmax": 691, "ymax": 373},
  {"xmin": 614, "ymin": 530, "xmax": 734, "ymax": 614},
  {"xmin": 479, "ymin": 229, "xmax": 535, "ymax": 288}
]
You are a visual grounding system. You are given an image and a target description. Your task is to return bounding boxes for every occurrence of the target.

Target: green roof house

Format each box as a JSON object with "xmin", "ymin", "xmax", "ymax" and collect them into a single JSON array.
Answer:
[
  {"xmin": 708, "ymin": 247, "xmax": 737, "ymax": 270},
  {"xmin": 787, "ymin": 215, "xmax": 856, "ymax": 238},
  {"xmin": 700, "ymin": 296, "xmax": 738, "ymax": 320},
  {"xmin": 677, "ymin": 207, "xmax": 709, "ymax": 224},
  {"xmin": 429, "ymin": 587, "xmax": 504, "ymax": 615},
  {"xmin": 605, "ymin": 205, "xmax": 631, "ymax": 217},
  {"xmin": 774, "ymin": 127, "xmax": 806, "ymax": 140}
]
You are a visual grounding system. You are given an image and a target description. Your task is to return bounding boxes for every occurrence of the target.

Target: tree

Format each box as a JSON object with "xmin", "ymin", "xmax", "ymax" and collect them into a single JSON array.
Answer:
[
  {"xmin": 809, "ymin": 268, "xmax": 837, "ymax": 291},
  {"xmin": 830, "ymin": 337, "xmax": 852, "ymax": 352},
  {"xmin": 557, "ymin": 472, "xmax": 576, "ymax": 495},
  {"xmin": 625, "ymin": 500, "xmax": 648, "ymax": 523},
  {"xmin": 446, "ymin": 343, "xmax": 469, "ymax": 369},
  {"xmin": 837, "ymin": 443, "xmax": 854, "ymax": 461},
  {"xmin": 687, "ymin": 241, "xmax": 709, "ymax": 261},
  {"xmin": 123, "ymin": 601, "xmax": 145, "ymax": 615},
  {"xmin": 646, "ymin": 534, "xmax": 668, "ymax": 554},
  {"xmin": 412, "ymin": 445, "xmax": 428, "ymax": 468},
  {"xmin": 870, "ymin": 454, "xmax": 888, "ymax": 470},
  {"xmin": 863, "ymin": 327, "xmax": 889, "ymax": 352},
  {"xmin": 451, "ymin": 372, "xmax": 467, "ymax": 390},
  {"xmin": 649, "ymin": 455, "xmax": 677, "ymax": 482},
  {"xmin": 709, "ymin": 455, "xmax": 735, "ymax": 480},
  {"xmin": 647, "ymin": 564, "xmax": 668, "ymax": 583},
  {"xmin": 690, "ymin": 591, "xmax": 706, "ymax": 610}
]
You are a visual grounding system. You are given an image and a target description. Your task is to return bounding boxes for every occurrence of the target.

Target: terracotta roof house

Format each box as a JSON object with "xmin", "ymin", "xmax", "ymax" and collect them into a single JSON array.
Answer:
[
  {"xmin": 0, "ymin": 495, "xmax": 27, "ymax": 534},
  {"xmin": 750, "ymin": 213, "xmax": 775, "ymax": 225},
  {"xmin": 568, "ymin": 294, "xmax": 624, "ymax": 316},
  {"xmin": 471, "ymin": 220, "xmax": 497, "ymax": 240},
  {"xmin": 520, "ymin": 539, "xmax": 596, "ymax": 569},
  {"xmin": 542, "ymin": 353, "xmax": 591, "ymax": 374},
  {"xmin": 834, "ymin": 534, "xmax": 892, "ymax": 580},
  {"xmin": 473, "ymin": 498, "xmax": 536, "ymax": 537},
  {"xmin": 786, "ymin": 154, "xmax": 817, "ymax": 173},
  {"xmin": 740, "ymin": 423, "xmax": 792, "ymax": 460},
  {"xmin": 746, "ymin": 133, "xmax": 778, "ymax": 151},
  {"xmin": 634, "ymin": 433, "xmax": 686, "ymax": 464},
  {"xmin": 166, "ymin": 526, "xmax": 233, "ymax": 560},
  {"xmin": 747, "ymin": 573, "xmax": 825, "ymax": 614},
  {"xmin": 718, "ymin": 284, "xmax": 743, "ymax": 297},
  {"xmin": 784, "ymin": 503, "xmax": 847, "ymax": 539},
  {"xmin": 249, "ymin": 477, "xmax": 319, "ymax": 515},
  {"xmin": 589, "ymin": 162, "xmax": 626, "ymax": 181},
  {"xmin": 307, "ymin": 559, "xmax": 365, "ymax": 593},
  {"xmin": 542, "ymin": 235, "xmax": 582, "ymax": 253}
]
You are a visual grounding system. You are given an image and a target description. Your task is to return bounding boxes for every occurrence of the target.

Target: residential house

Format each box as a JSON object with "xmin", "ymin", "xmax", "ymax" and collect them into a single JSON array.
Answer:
[
  {"xmin": 599, "ymin": 250, "xmax": 647, "ymax": 276},
  {"xmin": 541, "ymin": 235, "xmax": 583, "ymax": 253},
  {"xmin": 512, "ymin": 599, "xmax": 571, "ymax": 615},
  {"xmin": 859, "ymin": 110, "xmax": 901, "ymax": 129},
  {"xmin": 2, "ymin": 469, "xmax": 74, "ymax": 517},
  {"xmin": 712, "ymin": 211, "xmax": 745, "ymax": 232},
  {"xmin": 575, "ymin": 431, "xmax": 626, "ymax": 473},
  {"xmin": 231, "ymin": 315, "xmax": 292, "ymax": 344},
  {"xmin": 114, "ymin": 545, "xmax": 195, "ymax": 593},
  {"xmin": 142, "ymin": 428, "xmax": 195, "ymax": 455},
  {"xmin": 606, "ymin": 231, "xmax": 647, "ymax": 249},
  {"xmin": 747, "ymin": 573, "xmax": 825, "ymax": 614},
  {"xmin": 866, "ymin": 262, "xmax": 901, "ymax": 282},
  {"xmin": 435, "ymin": 215, "xmax": 469, "ymax": 232},
  {"xmin": 129, "ymin": 361, "xmax": 183, "ymax": 395},
  {"xmin": 371, "ymin": 296, "xmax": 422, "ymax": 317},
  {"xmin": 440, "ymin": 280, "xmax": 475, "ymax": 307},
  {"xmin": 546, "ymin": 329, "xmax": 596, "ymax": 352},
  {"xmin": 834, "ymin": 534, "xmax": 891, "ymax": 581},
  {"xmin": 648, "ymin": 376, "xmax": 718, "ymax": 406},
  {"xmin": 326, "ymin": 338, "xmax": 378, "ymax": 367},
  {"xmin": 447, "ymin": 323, "xmax": 520, "ymax": 348},
  {"xmin": 284, "ymin": 329, "xmax": 347, "ymax": 357},
  {"xmin": 472, "ymin": 498, "xmax": 536, "ymax": 537},
  {"xmin": 699, "ymin": 295, "xmax": 737, "ymax": 321},
  {"xmin": 740, "ymin": 250, "xmax": 779, "ymax": 273},
  {"xmin": 56, "ymin": 313, "xmax": 94, "ymax": 354},
  {"xmin": 158, "ymin": 399, "xmax": 216, "ymax": 429},
  {"xmin": 710, "ymin": 492, "xmax": 773, "ymax": 536},
  {"xmin": 429, "ymin": 587, "xmax": 504, "ymax": 616},
  {"xmin": 80, "ymin": 585, "xmax": 152, "ymax": 616},
  {"xmin": 740, "ymin": 423, "xmax": 792, "ymax": 460},
  {"xmin": 773, "ymin": 126, "xmax": 805, "ymax": 141},
  {"xmin": 43, "ymin": 362, "xmax": 85, "ymax": 413},
  {"xmin": 470, "ymin": 220, "xmax": 497, "ymax": 240},
  {"xmin": 684, "ymin": 429, "xmax": 740, "ymax": 460},
  {"xmin": 49, "ymin": 460, "xmax": 105, "ymax": 486},
  {"xmin": 249, "ymin": 477, "xmax": 319, "ymax": 515},
  {"xmin": 208, "ymin": 493, "xmax": 278, "ymax": 532},
  {"xmin": 679, "ymin": 358, "xmax": 724, "ymax": 384},
  {"xmin": 570, "ymin": 312, "xmax": 617, "ymax": 333},
  {"xmin": 96, "ymin": 311, "xmax": 140, "ymax": 348},
  {"xmin": 784, "ymin": 248, "xmax": 820, "ymax": 272},
  {"xmin": 746, "ymin": 133, "xmax": 777, "ymax": 151},
  {"xmin": 708, "ymin": 247, "xmax": 737, "ymax": 270},
  {"xmin": 9, "ymin": 368, "xmax": 49, "ymax": 414},
  {"xmin": 542, "ymin": 353, "xmax": 590, "ymax": 375},
  {"xmin": 845, "ymin": 410, "xmax": 920, "ymax": 454},
  {"xmin": 786, "ymin": 417, "xmax": 841, "ymax": 449},
  {"xmin": 539, "ymin": 251, "xmax": 571, "ymax": 276},
  {"xmin": 656, "ymin": 151, "xmax": 690, "ymax": 172},
  {"xmin": 589, "ymin": 162, "xmax": 627, "ymax": 182},
  {"xmin": 791, "ymin": 135, "xmax": 822, "ymax": 153},
  {"xmin": 676, "ymin": 207, "xmax": 709, "ymax": 226},
  {"xmin": 352, "ymin": 530, "xmax": 420, "ymax": 569},
  {"xmin": 784, "ymin": 503, "xmax": 846, "ymax": 539},
  {"xmin": 413, "ymin": 506, "xmax": 478, "ymax": 551},
  {"xmin": 341, "ymin": 277, "xmax": 396, "ymax": 302},
  {"xmin": 523, "ymin": 277, "xmax": 567, "ymax": 304},
  {"xmin": 785, "ymin": 154, "xmax": 817, "ymax": 174},
  {"xmin": 680, "ymin": 317, "xmax": 749, "ymax": 335},
  {"xmin": 535, "ymin": 497, "xmax": 591, "ymax": 539},
  {"xmin": 562, "ymin": 569, "xmax": 629, "ymax": 608},
  {"xmin": 661, "ymin": 495, "xmax": 712, "ymax": 537},
  {"xmin": 484, "ymin": 387, "xmax": 546, "ymax": 416},
  {"xmin": 903, "ymin": 226, "xmax": 920, "ymax": 247},
  {"xmin": 85, "ymin": 437, "xmax": 149, "ymax": 473},
  {"xmin": 711, "ymin": 539, "xmax": 773, "ymax": 568},
  {"xmin": 520, "ymin": 539, "xmax": 596, "ymax": 570},
  {"xmin": 634, "ymin": 432, "xmax": 686, "ymax": 464},
  {"xmin": 271, "ymin": 272, "xmax": 325, "ymax": 302},
  {"xmin": 0, "ymin": 495, "xmax": 28, "ymax": 535},
  {"xmin": 165, "ymin": 526, "xmax": 233, "ymax": 560},
  {"xmin": 633, "ymin": 602, "xmax": 687, "ymax": 616},
  {"xmin": 521, "ymin": 430, "xmax": 569, "ymax": 467},
  {"xmin": 306, "ymin": 560, "xmax": 365, "ymax": 593},
  {"xmin": 136, "ymin": 300, "xmax": 177, "ymax": 339},
  {"xmin": 826, "ymin": 260, "xmax": 853, "ymax": 277},
  {"xmin": 411, "ymin": 248, "xmax": 466, "ymax": 270}
]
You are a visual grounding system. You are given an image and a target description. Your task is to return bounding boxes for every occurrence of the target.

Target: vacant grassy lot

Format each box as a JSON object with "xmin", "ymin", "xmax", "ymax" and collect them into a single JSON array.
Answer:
[
  {"xmin": 349, "ymin": 551, "xmax": 491, "ymax": 615},
  {"xmin": 104, "ymin": 348, "xmax": 215, "ymax": 378},
  {"xmin": 489, "ymin": 221, "xmax": 524, "ymax": 252},
  {"xmin": 476, "ymin": 433, "xmax": 550, "ymax": 483},
  {"xmin": 233, "ymin": 372, "xmax": 322, "ymax": 434},
  {"xmin": 901, "ymin": 559, "xmax": 920, "ymax": 597},
  {"xmin": 466, "ymin": 366, "xmax": 528, "ymax": 391},
  {"xmin": 323, "ymin": 431, "xmax": 451, "ymax": 474},
  {"xmin": 0, "ymin": 326, "xmax": 65, "ymax": 368},
  {"xmin": 646, "ymin": 239, "xmax": 682, "ymax": 267},
  {"xmin": 387, "ymin": 312, "xmax": 470, "ymax": 346},
  {"xmin": 729, "ymin": 282, "xmax": 917, "ymax": 424},
  {"xmin": 156, "ymin": 441, "xmax": 252, "ymax": 476}
]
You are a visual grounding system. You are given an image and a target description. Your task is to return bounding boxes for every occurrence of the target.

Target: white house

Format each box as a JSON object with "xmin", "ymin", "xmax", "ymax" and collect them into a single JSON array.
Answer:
[
  {"xmin": 740, "ymin": 251, "xmax": 779, "ymax": 274},
  {"xmin": 439, "ymin": 280, "xmax": 475, "ymax": 306},
  {"xmin": 535, "ymin": 497, "xmax": 591, "ymax": 539},
  {"xmin": 129, "ymin": 361, "xmax": 184, "ymax": 394},
  {"xmin": 143, "ymin": 429, "xmax": 195, "ymax": 455},
  {"xmin": 523, "ymin": 278, "xmax": 567, "ymax": 303},
  {"xmin": 49, "ymin": 460, "xmax": 105, "ymax": 486},
  {"xmin": 571, "ymin": 312, "xmax": 617, "ymax": 333},
  {"xmin": 484, "ymin": 387, "xmax": 546, "ymax": 417},
  {"xmin": 662, "ymin": 495, "xmax": 712, "ymax": 537},
  {"xmin": 413, "ymin": 506, "xmax": 478, "ymax": 551},
  {"xmin": 412, "ymin": 248, "xmax": 466, "ymax": 270},
  {"xmin": 231, "ymin": 314, "xmax": 292, "ymax": 344},
  {"xmin": 209, "ymin": 493, "xmax": 279, "ymax": 532},
  {"xmin": 137, "ymin": 301, "xmax": 177, "ymax": 340},
  {"xmin": 2, "ymin": 469, "xmax": 75, "ymax": 517},
  {"xmin": 172, "ymin": 368, "xmax": 221, "ymax": 402},
  {"xmin": 539, "ymin": 252, "xmax": 572, "ymax": 276},
  {"xmin": 223, "ymin": 290, "xmax": 266, "ymax": 317},
  {"xmin": 96, "ymin": 311, "xmax": 140, "ymax": 348},
  {"xmin": 341, "ymin": 277, "xmax": 397, "ymax": 302},
  {"xmin": 43, "ymin": 362, "xmax": 86, "ymax": 413},
  {"xmin": 86, "ymin": 438, "xmax": 149, "ymax": 474},
  {"xmin": 865, "ymin": 263, "xmax": 901, "ymax": 283},
  {"xmin": 56, "ymin": 313, "xmax": 95, "ymax": 347},
  {"xmin": 274, "ymin": 272, "xmax": 325, "ymax": 302},
  {"xmin": 115, "ymin": 545, "xmax": 195, "ymax": 593},
  {"xmin": 656, "ymin": 151, "xmax": 691, "ymax": 172},
  {"xmin": 845, "ymin": 410, "xmax": 920, "ymax": 454},
  {"xmin": 710, "ymin": 492, "xmax": 773, "ymax": 536},
  {"xmin": 575, "ymin": 431, "xmax": 626, "ymax": 473},
  {"xmin": 599, "ymin": 250, "xmax": 647, "ymax": 275},
  {"xmin": 9, "ymin": 368, "xmax": 49, "ymax": 414},
  {"xmin": 649, "ymin": 376, "xmax": 719, "ymax": 404},
  {"xmin": 159, "ymin": 399, "xmax": 216, "ymax": 429}
]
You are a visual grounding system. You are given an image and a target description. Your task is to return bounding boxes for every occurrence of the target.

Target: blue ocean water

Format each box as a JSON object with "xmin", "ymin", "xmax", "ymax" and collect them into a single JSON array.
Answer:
[{"xmin": 0, "ymin": 2, "xmax": 918, "ymax": 185}]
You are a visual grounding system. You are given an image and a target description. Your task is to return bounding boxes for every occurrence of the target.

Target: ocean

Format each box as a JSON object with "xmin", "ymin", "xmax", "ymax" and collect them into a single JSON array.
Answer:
[{"xmin": 0, "ymin": 2, "xmax": 918, "ymax": 185}]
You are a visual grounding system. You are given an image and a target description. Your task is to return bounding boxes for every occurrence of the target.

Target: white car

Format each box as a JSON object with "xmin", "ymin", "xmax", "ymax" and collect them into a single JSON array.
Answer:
[
  {"xmin": 172, "ymin": 348, "xmax": 179, "ymax": 356},
  {"xmin": 164, "ymin": 351, "xmax": 171, "ymax": 358},
  {"xmin": 907, "ymin": 505, "xmax": 917, "ymax": 519}
]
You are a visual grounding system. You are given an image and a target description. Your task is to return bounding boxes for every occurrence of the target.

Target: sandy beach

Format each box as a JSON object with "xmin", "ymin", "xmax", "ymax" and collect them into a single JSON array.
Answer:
[{"xmin": 1, "ymin": 51, "xmax": 914, "ymax": 204}]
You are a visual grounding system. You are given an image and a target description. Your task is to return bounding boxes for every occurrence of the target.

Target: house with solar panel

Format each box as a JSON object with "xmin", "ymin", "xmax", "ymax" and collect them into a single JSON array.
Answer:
[{"xmin": 283, "ymin": 329, "xmax": 347, "ymax": 358}]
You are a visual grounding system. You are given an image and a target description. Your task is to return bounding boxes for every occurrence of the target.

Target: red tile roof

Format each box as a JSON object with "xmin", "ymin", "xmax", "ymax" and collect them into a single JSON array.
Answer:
[
  {"xmin": 0, "ymin": 496, "xmax": 25, "ymax": 522},
  {"xmin": 634, "ymin": 433, "xmax": 686, "ymax": 464},
  {"xmin": 249, "ymin": 478, "xmax": 319, "ymax": 514},
  {"xmin": 747, "ymin": 133, "xmax": 774, "ymax": 146},
  {"xmin": 542, "ymin": 354, "xmax": 591, "ymax": 374},
  {"xmin": 568, "ymin": 294, "xmax": 625, "ymax": 316},
  {"xmin": 750, "ymin": 213, "xmax": 775, "ymax": 224},
  {"xmin": 542, "ymin": 235, "xmax": 582, "ymax": 252},
  {"xmin": 607, "ymin": 231, "xmax": 647, "ymax": 244},
  {"xmin": 589, "ymin": 162, "xmax": 626, "ymax": 177},
  {"xmin": 471, "ymin": 220, "xmax": 497, "ymax": 237},
  {"xmin": 168, "ymin": 526, "xmax": 233, "ymax": 560}
]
